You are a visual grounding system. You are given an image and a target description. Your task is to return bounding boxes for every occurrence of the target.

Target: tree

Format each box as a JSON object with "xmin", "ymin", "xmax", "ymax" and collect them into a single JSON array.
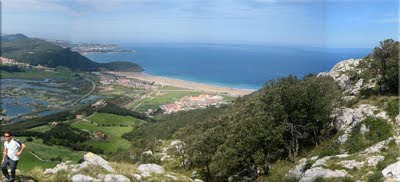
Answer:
[{"xmin": 371, "ymin": 39, "xmax": 399, "ymax": 94}]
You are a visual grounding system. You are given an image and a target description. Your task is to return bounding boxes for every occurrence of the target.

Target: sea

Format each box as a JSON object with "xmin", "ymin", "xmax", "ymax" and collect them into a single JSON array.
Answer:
[{"xmin": 87, "ymin": 43, "xmax": 370, "ymax": 90}]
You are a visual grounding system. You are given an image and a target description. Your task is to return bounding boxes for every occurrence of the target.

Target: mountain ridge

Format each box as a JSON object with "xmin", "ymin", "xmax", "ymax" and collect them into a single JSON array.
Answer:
[{"xmin": 1, "ymin": 34, "xmax": 143, "ymax": 72}]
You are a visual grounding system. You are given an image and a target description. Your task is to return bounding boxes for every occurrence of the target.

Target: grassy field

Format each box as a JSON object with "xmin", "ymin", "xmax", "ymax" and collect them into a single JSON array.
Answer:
[
  {"xmin": 86, "ymin": 112, "xmax": 145, "ymax": 126},
  {"xmin": 0, "ymin": 68, "xmax": 78, "ymax": 80},
  {"xmin": 72, "ymin": 113, "xmax": 147, "ymax": 154},
  {"xmin": 26, "ymin": 125, "xmax": 53, "ymax": 133},
  {"xmin": 129, "ymin": 90, "xmax": 203, "ymax": 112}
]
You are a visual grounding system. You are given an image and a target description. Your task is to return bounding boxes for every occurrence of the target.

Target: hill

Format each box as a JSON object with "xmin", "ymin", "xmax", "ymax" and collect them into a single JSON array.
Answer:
[{"xmin": 1, "ymin": 34, "xmax": 143, "ymax": 72}]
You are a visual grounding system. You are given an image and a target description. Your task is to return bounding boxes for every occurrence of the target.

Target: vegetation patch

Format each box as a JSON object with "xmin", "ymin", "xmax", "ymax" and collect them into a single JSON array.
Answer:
[{"xmin": 344, "ymin": 117, "xmax": 392, "ymax": 154}]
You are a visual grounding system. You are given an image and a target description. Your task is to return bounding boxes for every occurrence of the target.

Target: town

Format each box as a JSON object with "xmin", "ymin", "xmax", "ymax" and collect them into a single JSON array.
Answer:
[{"xmin": 160, "ymin": 94, "xmax": 226, "ymax": 114}]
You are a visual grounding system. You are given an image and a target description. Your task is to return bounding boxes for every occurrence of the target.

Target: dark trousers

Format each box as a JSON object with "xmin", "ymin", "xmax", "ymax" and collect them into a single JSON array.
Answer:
[{"xmin": 2, "ymin": 156, "xmax": 18, "ymax": 182}]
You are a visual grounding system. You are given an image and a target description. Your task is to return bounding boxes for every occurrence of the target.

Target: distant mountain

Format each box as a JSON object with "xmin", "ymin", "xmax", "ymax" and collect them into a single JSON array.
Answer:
[
  {"xmin": 1, "ymin": 33, "xmax": 29, "ymax": 42},
  {"xmin": 1, "ymin": 34, "xmax": 143, "ymax": 72}
]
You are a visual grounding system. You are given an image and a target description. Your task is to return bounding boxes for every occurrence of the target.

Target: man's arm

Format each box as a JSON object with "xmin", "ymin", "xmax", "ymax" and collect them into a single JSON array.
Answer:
[{"xmin": 16, "ymin": 143, "xmax": 25, "ymax": 157}]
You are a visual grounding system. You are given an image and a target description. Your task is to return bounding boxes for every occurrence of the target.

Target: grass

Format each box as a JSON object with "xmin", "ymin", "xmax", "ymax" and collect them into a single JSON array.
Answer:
[
  {"xmin": 0, "ymin": 68, "xmax": 78, "ymax": 80},
  {"xmin": 72, "ymin": 113, "xmax": 146, "ymax": 154},
  {"xmin": 261, "ymin": 160, "xmax": 298, "ymax": 182},
  {"xmin": 86, "ymin": 112, "xmax": 146, "ymax": 126},
  {"xmin": 26, "ymin": 125, "xmax": 53, "ymax": 133}
]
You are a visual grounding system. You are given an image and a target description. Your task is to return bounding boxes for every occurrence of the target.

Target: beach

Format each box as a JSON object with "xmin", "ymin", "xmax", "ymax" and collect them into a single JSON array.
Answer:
[{"xmin": 110, "ymin": 72, "xmax": 255, "ymax": 96}]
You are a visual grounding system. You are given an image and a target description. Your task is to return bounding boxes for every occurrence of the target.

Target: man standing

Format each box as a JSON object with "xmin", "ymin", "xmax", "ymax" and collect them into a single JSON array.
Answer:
[{"xmin": 2, "ymin": 131, "xmax": 25, "ymax": 182}]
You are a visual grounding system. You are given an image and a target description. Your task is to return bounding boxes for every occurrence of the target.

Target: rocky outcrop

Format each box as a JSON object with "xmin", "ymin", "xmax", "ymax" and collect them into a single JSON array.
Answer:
[
  {"xmin": 137, "ymin": 163, "xmax": 165, "ymax": 177},
  {"xmin": 362, "ymin": 137, "xmax": 393, "ymax": 154},
  {"xmin": 333, "ymin": 104, "xmax": 389, "ymax": 144},
  {"xmin": 44, "ymin": 162, "xmax": 70, "ymax": 174},
  {"xmin": 319, "ymin": 59, "xmax": 361, "ymax": 90},
  {"xmin": 78, "ymin": 152, "xmax": 115, "ymax": 173},
  {"xmin": 44, "ymin": 153, "xmax": 115, "ymax": 175},
  {"xmin": 382, "ymin": 161, "xmax": 400, "ymax": 181},
  {"xmin": 299, "ymin": 167, "xmax": 349, "ymax": 182}
]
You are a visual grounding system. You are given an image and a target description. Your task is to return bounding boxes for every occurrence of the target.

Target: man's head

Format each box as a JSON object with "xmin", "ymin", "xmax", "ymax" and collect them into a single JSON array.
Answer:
[{"xmin": 4, "ymin": 131, "xmax": 12, "ymax": 142}]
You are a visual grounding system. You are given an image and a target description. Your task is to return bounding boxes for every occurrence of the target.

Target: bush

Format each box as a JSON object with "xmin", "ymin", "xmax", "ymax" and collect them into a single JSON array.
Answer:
[
  {"xmin": 385, "ymin": 98, "xmax": 399, "ymax": 118},
  {"xmin": 26, "ymin": 137, "xmax": 33, "ymax": 142}
]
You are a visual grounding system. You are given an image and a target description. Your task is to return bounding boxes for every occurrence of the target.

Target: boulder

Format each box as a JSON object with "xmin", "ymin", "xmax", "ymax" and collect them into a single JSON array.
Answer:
[
  {"xmin": 71, "ymin": 174, "xmax": 100, "ymax": 182},
  {"xmin": 299, "ymin": 167, "xmax": 349, "ymax": 182},
  {"xmin": 104, "ymin": 174, "xmax": 131, "ymax": 182},
  {"xmin": 366, "ymin": 155, "xmax": 385, "ymax": 167},
  {"xmin": 382, "ymin": 161, "xmax": 400, "ymax": 181},
  {"xmin": 132, "ymin": 174, "xmax": 142, "ymax": 181},
  {"xmin": 80, "ymin": 152, "xmax": 115, "ymax": 173},
  {"xmin": 138, "ymin": 163, "xmax": 165, "ymax": 177}
]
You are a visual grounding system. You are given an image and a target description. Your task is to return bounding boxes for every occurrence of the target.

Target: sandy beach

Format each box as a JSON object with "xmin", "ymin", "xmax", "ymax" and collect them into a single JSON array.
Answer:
[{"xmin": 110, "ymin": 72, "xmax": 255, "ymax": 96}]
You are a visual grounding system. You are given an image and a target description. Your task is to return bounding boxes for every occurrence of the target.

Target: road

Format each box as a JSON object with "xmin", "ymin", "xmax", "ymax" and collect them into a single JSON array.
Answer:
[{"xmin": 71, "ymin": 78, "xmax": 96, "ymax": 106}]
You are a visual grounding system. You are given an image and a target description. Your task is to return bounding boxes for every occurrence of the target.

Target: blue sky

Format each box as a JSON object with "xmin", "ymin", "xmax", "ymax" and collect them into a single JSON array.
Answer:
[{"xmin": 2, "ymin": 0, "xmax": 398, "ymax": 48}]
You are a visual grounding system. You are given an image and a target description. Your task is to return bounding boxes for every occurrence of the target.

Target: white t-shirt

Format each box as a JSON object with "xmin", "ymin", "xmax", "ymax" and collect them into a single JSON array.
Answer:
[{"xmin": 4, "ymin": 139, "xmax": 22, "ymax": 161}]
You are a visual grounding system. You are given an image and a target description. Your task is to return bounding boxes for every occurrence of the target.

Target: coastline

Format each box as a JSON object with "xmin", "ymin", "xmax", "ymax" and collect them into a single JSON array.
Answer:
[{"xmin": 109, "ymin": 71, "xmax": 256, "ymax": 96}]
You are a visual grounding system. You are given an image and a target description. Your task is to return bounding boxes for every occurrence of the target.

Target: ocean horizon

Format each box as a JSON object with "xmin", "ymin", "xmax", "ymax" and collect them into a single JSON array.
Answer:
[{"xmin": 87, "ymin": 43, "xmax": 371, "ymax": 90}]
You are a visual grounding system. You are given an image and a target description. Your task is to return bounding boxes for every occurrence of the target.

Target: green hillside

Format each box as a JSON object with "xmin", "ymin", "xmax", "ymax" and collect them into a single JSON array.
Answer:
[{"xmin": 1, "ymin": 34, "xmax": 143, "ymax": 72}]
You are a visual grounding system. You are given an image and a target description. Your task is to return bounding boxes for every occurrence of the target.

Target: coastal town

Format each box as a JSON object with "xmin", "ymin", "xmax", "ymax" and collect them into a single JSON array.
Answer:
[
  {"xmin": 96, "ymin": 72, "xmax": 230, "ymax": 115},
  {"xmin": 1, "ymin": 57, "xmax": 55, "ymax": 72},
  {"xmin": 160, "ymin": 94, "xmax": 226, "ymax": 114}
]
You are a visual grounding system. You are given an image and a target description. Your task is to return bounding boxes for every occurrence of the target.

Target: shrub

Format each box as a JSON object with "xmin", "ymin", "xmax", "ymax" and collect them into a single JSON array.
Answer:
[{"xmin": 26, "ymin": 137, "xmax": 33, "ymax": 142}]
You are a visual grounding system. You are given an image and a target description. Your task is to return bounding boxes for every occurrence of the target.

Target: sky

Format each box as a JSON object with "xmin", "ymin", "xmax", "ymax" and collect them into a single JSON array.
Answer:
[{"xmin": 1, "ymin": 0, "xmax": 398, "ymax": 48}]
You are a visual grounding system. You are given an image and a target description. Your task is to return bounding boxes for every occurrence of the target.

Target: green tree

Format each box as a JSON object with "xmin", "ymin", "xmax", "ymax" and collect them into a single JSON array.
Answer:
[{"xmin": 370, "ymin": 39, "xmax": 399, "ymax": 94}]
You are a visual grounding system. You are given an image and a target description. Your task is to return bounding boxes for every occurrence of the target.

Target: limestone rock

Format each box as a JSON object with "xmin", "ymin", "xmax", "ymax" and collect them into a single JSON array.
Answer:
[
  {"xmin": 333, "ymin": 104, "xmax": 389, "ymax": 144},
  {"xmin": 79, "ymin": 152, "xmax": 115, "ymax": 173},
  {"xmin": 104, "ymin": 174, "xmax": 131, "ymax": 182},
  {"xmin": 318, "ymin": 58, "xmax": 361, "ymax": 90},
  {"xmin": 339, "ymin": 160, "xmax": 364, "ymax": 169},
  {"xmin": 382, "ymin": 161, "xmax": 400, "ymax": 181},
  {"xmin": 362, "ymin": 138, "xmax": 393, "ymax": 154},
  {"xmin": 132, "ymin": 174, "xmax": 142, "ymax": 181},
  {"xmin": 312, "ymin": 156, "xmax": 332, "ymax": 168},
  {"xmin": 350, "ymin": 78, "xmax": 363, "ymax": 95},
  {"xmin": 44, "ymin": 162, "xmax": 69, "ymax": 174},
  {"xmin": 71, "ymin": 174, "xmax": 100, "ymax": 182},
  {"xmin": 299, "ymin": 167, "xmax": 349, "ymax": 182},
  {"xmin": 193, "ymin": 179, "xmax": 205, "ymax": 182},
  {"xmin": 138, "ymin": 163, "xmax": 165, "ymax": 177},
  {"xmin": 142, "ymin": 150, "xmax": 153, "ymax": 156},
  {"xmin": 366, "ymin": 156, "xmax": 385, "ymax": 167}
]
